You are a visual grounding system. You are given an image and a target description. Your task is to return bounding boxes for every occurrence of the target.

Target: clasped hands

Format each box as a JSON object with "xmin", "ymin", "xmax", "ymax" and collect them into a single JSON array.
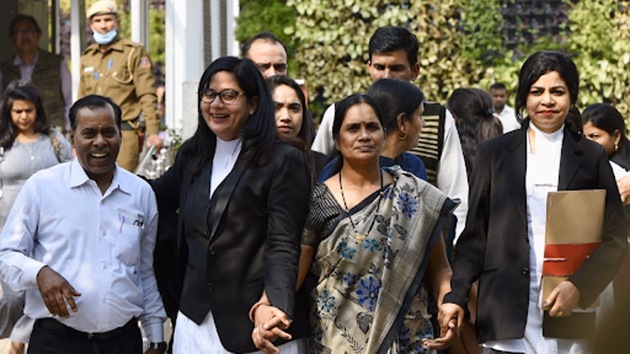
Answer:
[{"xmin": 250, "ymin": 302, "xmax": 292, "ymax": 354}]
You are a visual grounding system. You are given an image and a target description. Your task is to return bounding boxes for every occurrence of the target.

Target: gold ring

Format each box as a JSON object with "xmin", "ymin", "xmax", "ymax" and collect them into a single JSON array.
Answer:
[{"xmin": 558, "ymin": 311, "xmax": 564, "ymax": 317}]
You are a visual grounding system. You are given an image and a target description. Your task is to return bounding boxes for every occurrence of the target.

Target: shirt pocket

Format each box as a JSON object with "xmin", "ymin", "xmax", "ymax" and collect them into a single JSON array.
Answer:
[
  {"xmin": 116, "ymin": 213, "xmax": 144, "ymax": 266},
  {"xmin": 110, "ymin": 60, "xmax": 133, "ymax": 86},
  {"xmin": 80, "ymin": 66, "xmax": 96, "ymax": 92}
]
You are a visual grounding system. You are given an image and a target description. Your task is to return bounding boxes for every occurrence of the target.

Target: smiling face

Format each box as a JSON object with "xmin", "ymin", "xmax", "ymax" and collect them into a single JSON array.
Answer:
[
  {"xmin": 336, "ymin": 103, "xmax": 384, "ymax": 164},
  {"xmin": 200, "ymin": 71, "xmax": 257, "ymax": 141},
  {"xmin": 272, "ymin": 84, "xmax": 303, "ymax": 138},
  {"xmin": 71, "ymin": 105, "xmax": 121, "ymax": 186},
  {"xmin": 10, "ymin": 99, "xmax": 37, "ymax": 135},
  {"xmin": 526, "ymin": 71, "xmax": 571, "ymax": 133}
]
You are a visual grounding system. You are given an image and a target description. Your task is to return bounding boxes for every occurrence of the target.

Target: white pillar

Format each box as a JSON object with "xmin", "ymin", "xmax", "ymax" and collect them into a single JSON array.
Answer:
[
  {"xmin": 228, "ymin": 0, "xmax": 239, "ymax": 56},
  {"xmin": 209, "ymin": 0, "xmax": 221, "ymax": 61},
  {"xmin": 130, "ymin": 0, "xmax": 149, "ymax": 48},
  {"xmin": 165, "ymin": 0, "xmax": 204, "ymax": 137},
  {"xmin": 70, "ymin": 0, "xmax": 86, "ymax": 102}
]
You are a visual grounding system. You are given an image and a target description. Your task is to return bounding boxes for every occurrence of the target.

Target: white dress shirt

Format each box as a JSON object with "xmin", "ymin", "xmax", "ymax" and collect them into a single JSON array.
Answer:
[
  {"xmin": 210, "ymin": 137, "xmax": 242, "ymax": 198},
  {"xmin": 494, "ymin": 105, "xmax": 520, "ymax": 133},
  {"xmin": 0, "ymin": 159, "xmax": 165, "ymax": 342},
  {"xmin": 610, "ymin": 160, "xmax": 630, "ymax": 180},
  {"xmin": 312, "ymin": 102, "xmax": 469, "ymax": 240},
  {"xmin": 483, "ymin": 124, "xmax": 587, "ymax": 353}
]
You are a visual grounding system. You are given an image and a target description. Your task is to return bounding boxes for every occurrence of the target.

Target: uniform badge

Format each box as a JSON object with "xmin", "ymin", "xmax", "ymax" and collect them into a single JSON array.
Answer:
[{"xmin": 139, "ymin": 56, "xmax": 151, "ymax": 69}]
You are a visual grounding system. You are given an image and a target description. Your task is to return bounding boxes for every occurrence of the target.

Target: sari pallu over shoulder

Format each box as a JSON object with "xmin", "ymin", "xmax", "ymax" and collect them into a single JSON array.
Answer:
[{"xmin": 307, "ymin": 167, "xmax": 456, "ymax": 354}]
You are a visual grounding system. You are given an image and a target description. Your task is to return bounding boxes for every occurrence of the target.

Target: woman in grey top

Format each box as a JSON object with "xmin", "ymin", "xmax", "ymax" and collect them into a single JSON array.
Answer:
[{"xmin": 0, "ymin": 80, "xmax": 71, "ymax": 352}]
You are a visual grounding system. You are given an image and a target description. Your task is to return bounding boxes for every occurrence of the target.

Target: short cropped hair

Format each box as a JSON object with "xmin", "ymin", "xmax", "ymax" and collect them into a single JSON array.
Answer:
[
  {"xmin": 241, "ymin": 31, "xmax": 287, "ymax": 58},
  {"xmin": 368, "ymin": 26, "xmax": 419, "ymax": 67},
  {"xmin": 9, "ymin": 14, "xmax": 42, "ymax": 36},
  {"xmin": 490, "ymin": 82, "xmax": 507, "ymax": 91},
  {"xmin": 69, "ymin": 95, "xmax": 122, "ymax": 131}
]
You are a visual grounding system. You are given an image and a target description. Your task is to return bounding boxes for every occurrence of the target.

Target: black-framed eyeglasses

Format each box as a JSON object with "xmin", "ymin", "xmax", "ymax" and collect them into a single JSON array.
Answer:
[{"xmin": 200, "ymin": 89, "xmax": 244, "ymax": 104}]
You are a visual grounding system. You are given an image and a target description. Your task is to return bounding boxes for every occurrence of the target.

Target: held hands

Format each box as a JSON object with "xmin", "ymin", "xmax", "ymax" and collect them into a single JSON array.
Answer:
[
  {"xmin": 543, "ymin": 280, "xmax": 581, "ymax": 318},
  {"xmin": 425, "ymin": 302, "xmax": 465, "ymax": 350},
  {"xmin": 250, "ymin": 303, "xmax": 292, "ymax": 354},
  {"xmin": 36, "ymin": 266, "xmax": 81, "ymax": 318}
]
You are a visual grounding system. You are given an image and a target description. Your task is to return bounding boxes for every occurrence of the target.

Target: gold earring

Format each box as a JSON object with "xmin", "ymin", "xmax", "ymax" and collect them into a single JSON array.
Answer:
[
  {"xmin": 399, "ymin": 132, "xmax": 407, "ymax": 140},
  {"xmin": 615, "ymin": 142, "xmax": 619, "ymax": 151}
]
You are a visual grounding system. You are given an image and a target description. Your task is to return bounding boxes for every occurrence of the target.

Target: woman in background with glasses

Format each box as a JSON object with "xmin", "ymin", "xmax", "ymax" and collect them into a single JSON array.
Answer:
[{"xmin": 150, "ymin": 57, "xmax": 310, "ymax": 353}]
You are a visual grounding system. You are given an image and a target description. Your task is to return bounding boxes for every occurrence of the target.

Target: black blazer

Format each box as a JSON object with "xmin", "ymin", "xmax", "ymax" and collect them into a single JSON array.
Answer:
[
  {"xmin": 444, "ymin": 123, "xmax": 627, "ymax": 342},
  {"xmin": 151, "ymin": 140, "xmax": 311, "ymax": 352}
]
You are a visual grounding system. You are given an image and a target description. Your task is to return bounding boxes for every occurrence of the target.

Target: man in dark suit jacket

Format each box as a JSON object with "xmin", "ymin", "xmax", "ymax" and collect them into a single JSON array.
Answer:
[{"xmin": 441, "ymin": 122, "xmax": 627, "ymax": 346}]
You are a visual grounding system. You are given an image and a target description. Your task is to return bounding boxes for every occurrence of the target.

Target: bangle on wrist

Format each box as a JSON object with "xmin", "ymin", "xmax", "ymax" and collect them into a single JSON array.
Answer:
[{"xmin": 249, "ymin": 300, "xmax": 271, "ymax": 323}]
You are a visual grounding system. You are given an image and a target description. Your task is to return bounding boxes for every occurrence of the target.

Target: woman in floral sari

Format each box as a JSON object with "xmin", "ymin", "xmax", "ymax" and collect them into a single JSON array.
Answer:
[{"xmin": 296, "ymin": 94, "xmax": 457, "ymax": 354}]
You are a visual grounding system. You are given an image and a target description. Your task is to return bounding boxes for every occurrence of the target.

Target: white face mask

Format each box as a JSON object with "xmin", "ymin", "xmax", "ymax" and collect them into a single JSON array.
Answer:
[{"xmin": 93, "ymin": 29, "xmax": 117, "ymax": 45}]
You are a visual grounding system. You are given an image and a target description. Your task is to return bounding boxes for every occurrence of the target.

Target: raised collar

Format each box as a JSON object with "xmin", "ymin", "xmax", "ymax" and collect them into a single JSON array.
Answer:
[{"xmin": 529, "ymin": 121, "xmax": 564, "ymax": 144}]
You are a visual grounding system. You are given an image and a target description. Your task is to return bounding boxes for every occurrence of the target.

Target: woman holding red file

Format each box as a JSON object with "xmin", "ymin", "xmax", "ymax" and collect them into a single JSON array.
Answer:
[{"xmin": 439, "ymin": 51, "xmax": 627, "ymax": 354}]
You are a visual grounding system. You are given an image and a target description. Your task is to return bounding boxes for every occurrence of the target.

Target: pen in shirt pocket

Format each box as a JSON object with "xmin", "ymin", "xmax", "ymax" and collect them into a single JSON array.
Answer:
[
  {"xmin": 119, "ymin": 215, "xmax": 125, "ymax": 233},
  {"xmin": 108, "ymin": 59, "xmax": 113, "ymax": 70}
]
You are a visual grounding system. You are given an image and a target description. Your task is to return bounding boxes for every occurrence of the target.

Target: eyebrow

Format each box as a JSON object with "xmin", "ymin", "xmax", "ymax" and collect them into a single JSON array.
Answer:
[{"xmin": 530, "ymin": 84, "xmax": 567, "ymax": 90}]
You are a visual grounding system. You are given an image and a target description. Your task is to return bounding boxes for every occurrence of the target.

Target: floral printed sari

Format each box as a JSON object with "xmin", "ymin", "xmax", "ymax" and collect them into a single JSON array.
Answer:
[{"xmin": 302, "ymin": 167, "xmax": 456, "ymax": 354}]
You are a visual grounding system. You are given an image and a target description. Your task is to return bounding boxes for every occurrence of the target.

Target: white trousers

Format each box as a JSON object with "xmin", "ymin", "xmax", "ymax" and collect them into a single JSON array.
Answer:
[{"xmin": 173, "ymin": 311, "xmax": 306, "ymax": 354}]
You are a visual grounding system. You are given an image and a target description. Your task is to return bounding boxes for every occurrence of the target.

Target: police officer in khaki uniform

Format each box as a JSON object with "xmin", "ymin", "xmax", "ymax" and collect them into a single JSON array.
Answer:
[{"xmin": 79, "ymin": 0, "xmax": 163, "ymax": 172}]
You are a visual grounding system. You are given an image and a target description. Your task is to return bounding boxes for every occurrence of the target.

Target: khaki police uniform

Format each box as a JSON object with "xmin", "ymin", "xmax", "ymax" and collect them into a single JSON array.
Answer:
[{"xmin": 79, "ymin": 37, "xmax": 159, "ymax": 172}]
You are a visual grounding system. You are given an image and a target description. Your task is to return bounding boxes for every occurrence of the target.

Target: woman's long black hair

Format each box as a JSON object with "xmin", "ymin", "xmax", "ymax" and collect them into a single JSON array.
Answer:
[
  {"xmin": 182, "ymin": 56, "xmax": 276, "ymax": 175},
  {"xmin": 267, "ymin": 75, "xmax": 318, "ymax": 182},
  {"xmin": 0, "ymin": 80, "xmax": 50, "ymax": 150},
  {"xmin": 583, "ymin": 103, "xmax": 630, "ymax": 170},
  {"xmin": 448, "ymin": 87, "xmax": 502, "ymax": 180}
]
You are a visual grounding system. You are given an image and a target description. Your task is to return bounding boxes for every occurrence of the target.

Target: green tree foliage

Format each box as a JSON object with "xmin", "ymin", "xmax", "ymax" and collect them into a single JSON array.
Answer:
[
  {"xmin": 235, "ymin": 0, "xmax": 299, "ymax": 76},
  {"xmin": 288, "ymin": 0, "xmax": 630, "ymax": 121},
  {"xmin": 567, "ymin": 0, "xmax": 630, "ymax": 115}
]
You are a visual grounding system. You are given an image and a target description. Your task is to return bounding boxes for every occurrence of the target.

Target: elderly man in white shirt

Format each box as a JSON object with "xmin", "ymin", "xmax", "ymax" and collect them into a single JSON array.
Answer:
[{"xmin": 0, "ymin": 95, "xmax": 166, "ymax": 354}]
